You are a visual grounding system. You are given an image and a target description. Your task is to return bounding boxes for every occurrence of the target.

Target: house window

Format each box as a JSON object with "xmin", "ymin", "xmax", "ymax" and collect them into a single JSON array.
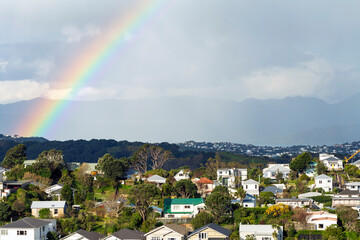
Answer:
[
  {"xmin": 219, "ymin": 171, "xmax": 222, "ymax": 174},
  {"xmin": 328, "ymin": 180, "xmax": 331, "ymax": 183},
  {"xmin": 1, "ymin": 230, "xmax": 8, "ymax": 235},
  {"xmin": 179, "ymin": 174, "xmax": 183, "ymax": 176},
  {"xmin": 151, "ymin": 237, "xmax": 161, "ymax": 240},
  {"xmin": 199, "ymin": 233, "xmax": 207, "ymax": 239},
  {"xmin": 246, "ymin": 185, "xmax": 248, "ymax": 189},
  {"xmin": 168, "ymin": 238, "xmax": 176, "ymax": 240},
  {"xmin": 184, "ymin": 205, "xmax": 191, "ymax": 209},
  {"xmin": 255, "ymin": 185, "xmax": 257, "ymax": 189},
  {"xmin": 17, "ymin": 230, "xmax": 27, "ymax": 235},
  {"xmin": 173, "ymin": 206, "xmax": 180, "ymax": 210},
  {"xmin": 319, "ymin": 224, "xmax": 324, "ymax": 229},
  {"xmin": 319, "ymin": 180, "xmax": 322, "ymax": 184},
  {"xmin": 262, "ymin": 238, "xmax": 271, "ymax": 240},
  {"xmin": 43, "ymin": 226, "xmax": 45, "ymax": 231}
]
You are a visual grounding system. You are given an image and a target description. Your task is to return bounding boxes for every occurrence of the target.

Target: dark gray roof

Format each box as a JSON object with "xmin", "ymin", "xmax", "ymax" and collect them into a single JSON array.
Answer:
[
  {"xmin": 0, "ymin": 217, "xmax": 50, "ymax": 229},
  {"xmin": 338, "ymin": 189, "xmax": 360, "ymax": 196},
  {"xmin": 262, "ymin": 186, "xmax": 283, "ymax": 194},
  {"xmin": 112, "ymin": 228, "xmax": 144, "ymax": 239},
  {"xmin": 62, "ymin": 229, "xmax": 105, "ymax": 240},
  {"xmin": 188, "ymin": 223, "xmax": 231, "ymax": 238}
]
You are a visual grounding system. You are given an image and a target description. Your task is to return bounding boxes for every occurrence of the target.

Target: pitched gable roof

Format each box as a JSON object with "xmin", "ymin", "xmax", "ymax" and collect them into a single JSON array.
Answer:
[
  {"xmin": 112, "ymin": 228, "xmax": 144, "ymax": 239},
  {"xmin": 144, "ymin": 224, "xmax": 187, "ymax": 237},
  {"xmin": 315, "ymin": 174, "xmax": 332, "ymax": 180},
  {"xmin": 61, "ymin": 229, "xmax": 105, "ymax": 240},
  {"xmin": 31, "ymin": 201, "xmax": 67, "ymax": 209},
  {"xmin": 0, "ymin": 217, "xmax": 50, "ymax": 229},
  {"xmin": 188, "ymin": 223, "xmax": 231, "ymax": 238},
  {"xmin": 197, "ymin": 178, "xmax": 213, "ymax": 184},
  {"xmin": 262, "ymin": 186, "xmax": 283, "ymax": 194},
  {"xmin": 243, "ymin": 179, "xmax": 259, "ymax": 184}
]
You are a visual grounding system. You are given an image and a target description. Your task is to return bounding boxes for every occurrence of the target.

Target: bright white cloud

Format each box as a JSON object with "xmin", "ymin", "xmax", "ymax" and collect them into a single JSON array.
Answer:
[{"xmin": 0, "ymin": 80, "xmax": 49, "ymax": 104}]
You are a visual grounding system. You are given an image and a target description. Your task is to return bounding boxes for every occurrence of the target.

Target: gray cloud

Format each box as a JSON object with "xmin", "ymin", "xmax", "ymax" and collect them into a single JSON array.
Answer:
[{"xmin": 0, "ymin": 0, "xmax": 360, "ymax": 104}]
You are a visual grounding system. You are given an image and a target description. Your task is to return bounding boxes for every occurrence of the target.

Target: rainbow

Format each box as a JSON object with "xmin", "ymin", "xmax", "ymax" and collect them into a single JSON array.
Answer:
[{"xmin": 17, "ymin": 0, "xmax": 170, "ymax": 138}]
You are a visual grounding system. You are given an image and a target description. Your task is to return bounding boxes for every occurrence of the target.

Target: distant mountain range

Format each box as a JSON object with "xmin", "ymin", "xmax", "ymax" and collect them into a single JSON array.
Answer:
[{"xmin": 1, "ymin": 94, "xmax": 360, "ymax": 145}]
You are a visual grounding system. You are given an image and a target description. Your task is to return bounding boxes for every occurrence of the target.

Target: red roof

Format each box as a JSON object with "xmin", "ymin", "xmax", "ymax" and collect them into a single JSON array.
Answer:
[{"xmin": 197, "ymin": 178, "xmax": 213, "ymax": 184}]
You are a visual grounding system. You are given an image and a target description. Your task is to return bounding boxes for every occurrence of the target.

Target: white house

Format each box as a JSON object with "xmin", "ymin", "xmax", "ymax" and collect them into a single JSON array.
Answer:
[
  {"xmin": 345, "ymin": 182, "xmax": 360, "ymax": 193},
  {"xmin": 319, "ymin": 154, "xmax": 343, "ymax": 171},
  {"xmin": 31, "ymin": 201, "xmax": 67, "ymax": 218},
  {"xmin": 174, "ymin": 170, "xmax": 190, "ymax": 182},
  {"xmin": 239, "ymin": 224, "xmax": 283, "ymax": 240},
  {"xmin": 232, "ymin": 193, "xmax": 257, "ymax": 208},
  {"xmin": 102, "ymin": 228, "xmax": 144, "ymax": 240},
  {"xmin": 275, "ymin": 199, "xmax": 312, "ymax": 208},
  {"xmin": 315, "ymin": 175, "xmax": 333, "ymax": 192},
  {"xmin": 144, "ymin": 224, "xmax": 187, "ymax": 240},
  {"xmin": 307, "ymin": 211, "xmax": 338, "ymax": 230},
  {"xmin": 196, "ymin": 178, "xmax": 214, "ymax": 198},
  {"xmin": 262, "ymin": 164, "xmax": 290, "ymax": 180},
  {"xmin": 0, "ymin": 217, "xmax": 56, "ymax": 240},
  {"xmin": 23, "ymin": 160, "xmax": 37, "ymax": 168},
  {"xmin": 60, "ymin": 229, "xmax": 105, "ymax": 240},
  {"xmin": 146, "ymin": 175, "xmax": 166, "ymax": 185},
  {"xmin": 163, "ymin": 198, "xmax": 205, "ymax": 218},
  {"xmin": 217, "ymin": 168, "xmax": 247, "ymax": 188},
  {"xmin": 242, "ymin": 179, "xmax": 259, "ymax": 196}
]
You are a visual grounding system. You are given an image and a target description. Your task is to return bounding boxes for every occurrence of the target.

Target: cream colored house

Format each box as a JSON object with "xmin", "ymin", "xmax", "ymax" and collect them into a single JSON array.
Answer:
[
  {"xmin": 144, "ymin": 224, "xmax": 187, "ymax": 240},
  {"xmin": 31, "ymin": 201, "xmax": 67, "ymax": 218},
  {"xmin": 188, "ymin": 223, "xmax": 231, "ymax": 240}
]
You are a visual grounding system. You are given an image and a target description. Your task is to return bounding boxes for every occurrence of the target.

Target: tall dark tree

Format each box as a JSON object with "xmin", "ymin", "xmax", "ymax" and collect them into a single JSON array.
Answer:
[
  {"xmin": 0, "ymin": 202, "xmax": 12, "ymax": 221},
  {"xmin": 98, "ymin": 154, "xmax": 130, "ymax": 181},
  {"xmin": 205, "ymin": 186, "xmax": 231, "ymax": 223},
  {"xmin": 174, "ymin": 179, "xmax": 198, "ymax": 198},
  {"xmin": 1, "ymin": 144, "xmax": 26, "ymax": 169},
  {"xmin": 61, "ymin": 184, "xmax": 74, "ymax": 206},
  {"xmin": 289, "ymin": 152, "xmax": 312, "ymax": 173},
  {"xmin": 127, "ymin": 184, "xmax": 160, "ymax": 222}
]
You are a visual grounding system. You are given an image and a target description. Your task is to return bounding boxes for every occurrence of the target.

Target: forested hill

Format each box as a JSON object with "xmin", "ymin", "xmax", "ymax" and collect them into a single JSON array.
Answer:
[{"xmin": 0, "ymin": 138, "xmax": 219, "ymax": 170}]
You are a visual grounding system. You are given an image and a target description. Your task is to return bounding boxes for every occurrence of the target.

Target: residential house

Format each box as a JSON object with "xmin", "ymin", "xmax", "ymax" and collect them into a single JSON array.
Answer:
[
  {"xmin": 84, "ymin": 163, "xmax": 101, "ymax": 176},
  {"xmin": 0, "ymin": 217, "xmax": 56, "ymax": 240},
  {"xmin": 102, "ymin": 228, "xmax": 144, "ymax": 240},
  {"xmin": 31, "ymin": 201, "xmax": 67, "ymax": 218},
  {"xmin": 336, "ymin": 189, "xmax": 360, "ymax": 198},
  {"xmin": 315, "ymin": 175, "xmax": 333, "ymax": 192},
  {"xmin": 262, "ymin": 164, "xmax": 290, "ymax": 180},
  {"xmin": 262, "ymin": 186, "xmax": 283, "ymax": 197},
  {"xmin": 345, "ymin": 182, "xmax": 360, "ymax": 193},
  {"xmin": 60, "ymin": 229, "xmax": 105, "ymax": 240},
  {"xmin": 65, "ymin": 162, "xmax": 80, "ymax": 171},
  {"xmin": 217, "ymin": 168, "xmax": 247, "ymax": 188},
  {"xmin": 232, "ymin": 193, "xmax": 257, "ymax": 208},
  {"xmin": 188, "ymin": 223, "xmax": 231, "ymax": 240},
  {"xmin": 239, "ymin": 224, "xmax": 283, "ymax": 240},
  {"xmin": 242, "ymin": 179, "xmax": 259, "ymax": 196},
  {"xmin": 146, "ymin": 175, "xmax": 166, "ymax": 187},
  {"xmin": 144, "ymin": 224, "xmax": 187, "ymax": 240},
  {"xmin": 297, "ymin": 192, "xmax": 323, "ymax": 199},
  {"xmin": 319, "ymin": 154, "xmax": 343, "ymax": 171},
  {"xmin": 174, "ymin": 170, "xmax": 190, "ymax": 182},
  {"xmin": 306, "ymin": 211, "xmax": 338, "ymax": 230},
  {"xmin": 44, "ymin": 184, "xmax": 75, "ymax": 200},
  {"xmin": 196, "ymin": 178, "xmax": 214, "ymax": 197},
  {"xmin": 350, "ymin": 159, "xmax": 360, "ymax": 168},
  {"xmin": 332, "ymin": 196, "xmax": 360, "ymax": 207},
  {"xmin": 23, "ymin": 160, "xmax": 37, "ymax": 168},
  {"xmin": 163, "ymin": 198, "xmax": 205, "ymax": 218},
  {"xmin": 275, "ymin": 199, "xmax": 312, "ymax": 208}
]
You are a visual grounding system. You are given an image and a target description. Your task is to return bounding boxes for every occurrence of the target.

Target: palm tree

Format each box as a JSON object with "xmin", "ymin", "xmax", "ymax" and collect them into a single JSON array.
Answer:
[{"xmin": 235, "ymin": 187, "xmax": 247, "ymax": 206}]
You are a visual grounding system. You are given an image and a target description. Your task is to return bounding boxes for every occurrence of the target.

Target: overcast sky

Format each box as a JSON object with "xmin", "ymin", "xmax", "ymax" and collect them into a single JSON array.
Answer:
[{"xmin": 1, "ymin": 0, "xmax": 360, "ymax": 104}]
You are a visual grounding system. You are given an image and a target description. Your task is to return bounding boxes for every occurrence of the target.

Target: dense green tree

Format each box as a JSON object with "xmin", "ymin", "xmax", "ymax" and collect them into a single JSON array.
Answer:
[
  {"xmin": 1, "ymin": 144, "xmax": 26, "ymax": 169},
  {"xmin": 0, "ymin": 202, "xmax": 12, "ymax": 221},
  {"xmin": 39, "ymin": 208, "xmax": 51, "ymax": 219},
  {"xmin": 259, "ymin": 191, "xmax": 275, "ymax": 205},
  {"xmin": 289, "ymin": 152, "xmax": 312, "ymax": 173},
  {"xmin": 61, "ymin": 184, "xmax": 74, "ymax": 206},
  {"xmin": 127, "ymin": 184, "xmax": 161, "ymax": 222},
  {"xmin": 191, "ymin": 211, "xmax": 214, "ymax": 229},
  {"xmin": 322, "ymin": 224, "xmax": 345, "ymax": 240},
  {"xmin": 336, "ymin": 205, "xmax": 359, "ymax": 232},
  {"xmin": 316, "ymin": 161, "xmax": 327, "ymax": 175},
  {"xmin": 174, "ymin": 179, "xmax": 198, "ymax": 198},
  {"xmin": 205, "ymin": 155, "xmax": 223, "ymax": 180},
  {"xmin": 97, "ymin": 154, "xmax": 130, "ymax": 181},
  {"xmin": 32, "ymin": 149, "xmax": 65, "ymax": 179},
  {"xmin": 344, "ymin": 164, "xmax": 360, "ymax": 178},
  {"xmin": 12, "ymin": 200, "xmax": 26, "ymax": 215},
  {"xmin": 205, "ymin": 186, "xmax": 231, "ymax": 223},
  {"xmin": 248, "ymin": 168, "xmax": 262, "ymax": 180},
  {"xmin": 46, "ymin": 231, "xmax": 59, "ymax": 240}
]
